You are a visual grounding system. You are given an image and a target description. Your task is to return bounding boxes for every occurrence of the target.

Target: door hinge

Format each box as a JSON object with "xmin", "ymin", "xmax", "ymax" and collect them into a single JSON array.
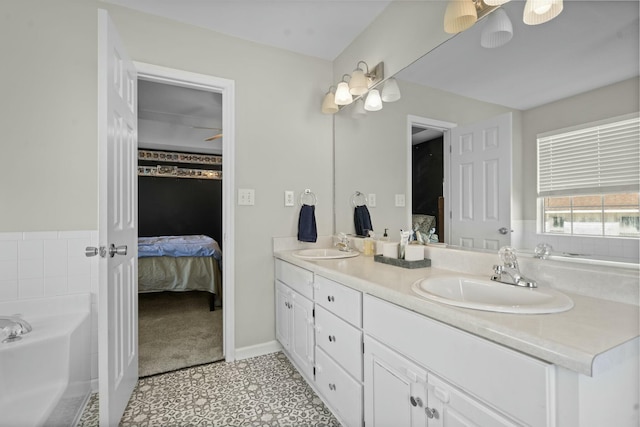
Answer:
[
  {"xmin": 449, "ymin": 211, "xmax": 452, "ymax": 219},
  {"xmin": 449, "ymin": 145, "xmax": 452, "ymax": 153},
  {"xmin": 362, "ymin": 341, "xmax": 365, "ymax": 354},
  {"xmin": 312, "ymin": 308, "xmax": 315, "ymax": 318},
  {"xmin": 313, "ymin": 366, "xmax": 316, "ymax": 375}
]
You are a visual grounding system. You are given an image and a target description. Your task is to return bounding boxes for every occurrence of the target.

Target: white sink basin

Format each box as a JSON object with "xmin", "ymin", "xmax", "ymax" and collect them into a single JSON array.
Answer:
[
  {"xmin": 292, "ymin": 248, "xmax": 360, "ymax": 260},
  {"xmin": 411, "ymin": 276, "xmax": 573, "ymax": 314}
]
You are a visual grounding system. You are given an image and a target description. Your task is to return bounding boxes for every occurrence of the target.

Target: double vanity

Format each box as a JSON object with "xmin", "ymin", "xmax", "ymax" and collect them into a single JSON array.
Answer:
[{"xmin": 274, "ymin": 239, "xmax": 639, "ymax": 427}]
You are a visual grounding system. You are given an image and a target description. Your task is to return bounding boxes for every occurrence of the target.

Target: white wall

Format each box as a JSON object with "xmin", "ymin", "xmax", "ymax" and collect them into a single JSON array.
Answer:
[{"xmin": 1, "ymin": 0, "xmax": 334, "ymax": 351}]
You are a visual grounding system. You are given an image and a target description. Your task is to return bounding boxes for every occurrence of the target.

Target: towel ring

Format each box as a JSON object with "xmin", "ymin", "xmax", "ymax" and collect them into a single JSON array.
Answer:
[
  {"xmin": 300, "ymin": 189, "xmax": 317, "ymax": 206},
  {"xmin": 351, "ymin": 191, "xmax": 368, "ymax": 207}
]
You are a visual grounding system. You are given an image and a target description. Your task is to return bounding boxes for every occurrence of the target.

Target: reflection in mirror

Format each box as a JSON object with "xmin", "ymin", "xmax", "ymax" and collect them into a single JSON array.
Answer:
[{"xmin": 334, "ymin": 1, "xmax": 639, "ymax": 264}]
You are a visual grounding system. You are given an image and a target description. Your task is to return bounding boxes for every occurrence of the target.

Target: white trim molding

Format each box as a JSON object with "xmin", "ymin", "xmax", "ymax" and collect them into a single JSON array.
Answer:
[{"xmin": 133, "ymin": 62, "xmax": 236, "ymax": 361}]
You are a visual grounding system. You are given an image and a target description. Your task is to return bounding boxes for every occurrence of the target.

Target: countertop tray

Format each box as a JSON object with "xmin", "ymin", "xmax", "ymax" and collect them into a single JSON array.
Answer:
[{"xmin": 374, "ymin": 254, "xmax": 431, "ymax": 269}]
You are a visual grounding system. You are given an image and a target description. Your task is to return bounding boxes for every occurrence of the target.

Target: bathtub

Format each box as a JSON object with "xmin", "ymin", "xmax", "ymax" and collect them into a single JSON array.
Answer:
[{"xmin": 0, "ymin": 294, "xmax": 91, "ymax": 427}]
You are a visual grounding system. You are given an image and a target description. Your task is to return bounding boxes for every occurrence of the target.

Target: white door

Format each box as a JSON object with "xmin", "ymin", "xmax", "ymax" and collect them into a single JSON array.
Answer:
[
  {"xmin": 275, "ymin": 280, "xmax": 290, "ymax": 351},
  {"xmin": 98, "ymin": 10, "xmax": 138, "ymax": 426},
  {"xmin": 364, "ymin": 336, "xmax": 428, "ymax": 427},
  {"xmin": 449, "ymin": 113, "xmax": 512, "ymax": 250},
  {"xmin": 290, "ymin": 291, "xmax": 315, "ymax": 380},
  {"xmin": 427, "ymin": 374, "xmax": 519, "ymax": 427}
]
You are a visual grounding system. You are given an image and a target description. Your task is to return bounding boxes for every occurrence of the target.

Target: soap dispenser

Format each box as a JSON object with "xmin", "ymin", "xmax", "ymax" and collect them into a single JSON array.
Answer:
[{"xmin": 363, "ymin": 231, "xmax": 375, "ymax": 256}]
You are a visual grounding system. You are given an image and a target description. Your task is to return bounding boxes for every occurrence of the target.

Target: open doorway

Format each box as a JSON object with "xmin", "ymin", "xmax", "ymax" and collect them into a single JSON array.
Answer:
[
  {"xmin": 135, "ymin": 74, "xmax": 229, "ymax": 377},
  {"xmin": 408, "ymin": 116, "xmax": 456, "ymax": 245}
]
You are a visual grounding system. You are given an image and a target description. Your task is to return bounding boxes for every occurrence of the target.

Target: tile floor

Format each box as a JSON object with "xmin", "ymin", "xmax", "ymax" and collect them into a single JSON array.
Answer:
[{"xmin": 78, "ymin": 352, "xmax": 340, "ymax": 426}]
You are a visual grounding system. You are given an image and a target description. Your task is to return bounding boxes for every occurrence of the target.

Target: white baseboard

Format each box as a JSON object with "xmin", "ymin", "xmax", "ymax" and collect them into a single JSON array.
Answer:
[{"xmin": 235, "ymin": 340, "xmax": 282, "ymax": 360}]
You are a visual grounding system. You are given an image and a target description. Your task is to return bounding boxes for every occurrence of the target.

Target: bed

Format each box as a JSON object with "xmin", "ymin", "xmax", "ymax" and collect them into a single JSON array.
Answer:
[{"xmin": 138, "ymin": 235, "xmax": 222, "ymax": 309}]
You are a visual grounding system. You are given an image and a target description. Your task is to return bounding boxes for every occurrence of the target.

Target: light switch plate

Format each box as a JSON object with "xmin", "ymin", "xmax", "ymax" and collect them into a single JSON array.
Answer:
[
  {"xmin": 368, "ymin": 193, "xmax": 377, "ymax": 207},
  {"xmin": 238, "ymin": 189, "xmax": 255, "ymax": 205},
  {"xmin": 395, "ymin": 194, "xmax": 405, "ymax": 207},
  {"xmin": 285, "ymin": 190, "xmax": 295, "ymax": 207}
]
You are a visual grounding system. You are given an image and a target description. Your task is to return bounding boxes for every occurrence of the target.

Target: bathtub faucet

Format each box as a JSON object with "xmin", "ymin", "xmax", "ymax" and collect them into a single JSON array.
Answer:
[{"xmin": 0, "ymin": 315, "xmax": 33, "ymax": 343}]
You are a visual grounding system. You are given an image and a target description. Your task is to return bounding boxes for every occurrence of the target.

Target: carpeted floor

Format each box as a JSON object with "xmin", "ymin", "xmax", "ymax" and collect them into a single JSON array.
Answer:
[{"xmin": 138, "ymin": 291, "xmax": 224, "ymax": 377}]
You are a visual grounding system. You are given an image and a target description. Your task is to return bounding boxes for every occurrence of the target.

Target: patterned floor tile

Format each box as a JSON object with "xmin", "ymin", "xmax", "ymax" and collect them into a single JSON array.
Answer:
[{"xmin": 77, "ymin": 352, "xmax": 340, "ymax": 427}]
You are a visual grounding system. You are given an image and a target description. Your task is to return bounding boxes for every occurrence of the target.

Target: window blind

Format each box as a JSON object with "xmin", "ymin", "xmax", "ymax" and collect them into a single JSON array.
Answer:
[{"xmin": 537, "ymin": 114, "xmax": 640, "ymax": 196}]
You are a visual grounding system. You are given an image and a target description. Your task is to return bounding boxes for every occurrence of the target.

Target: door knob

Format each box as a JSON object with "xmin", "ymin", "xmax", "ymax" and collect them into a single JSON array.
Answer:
[
  {"xmin": 108, "ymin": 244, "xmax": 128, "ymax": 257},
  {"xmin": 498, "ymin": 227, "xmax": 513, "ymax": 235}
]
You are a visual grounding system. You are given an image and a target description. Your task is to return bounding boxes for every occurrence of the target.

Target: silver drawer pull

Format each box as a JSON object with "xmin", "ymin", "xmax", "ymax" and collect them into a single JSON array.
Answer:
[
  {"xmin": 410, "ymin": 396, "xmax": 423, "ymax": 407},
  {"xmin": 328, "ymin": 383, "xmax": 336, "ymax": 391},
  {"xmin": 327, "ymin": 295, "xmax": 335, "ymax": 302},
  {"xmin": 426, "ymin": 407, "xmax": 439, "ymax": 419},
  {"xmin": 328, "ymin": 335, "xmax": 336, "ymax": 342}
]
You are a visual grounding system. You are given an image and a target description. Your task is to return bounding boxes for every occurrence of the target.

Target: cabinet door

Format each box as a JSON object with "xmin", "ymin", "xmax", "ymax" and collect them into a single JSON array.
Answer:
[
  {"xmin": 364, "ymin": 336, "xmax": 428, "ymax": 427},
  {"xmin": 275, "ymin": 280, "xmax": 290, "ymax": 351},
  {"xmin": 290, "ymin": 291, "xmax": 315, "ymax": 380},
  {"xmin": 427, "ymin": 374, "xmax": 519, "ymax": 427}
]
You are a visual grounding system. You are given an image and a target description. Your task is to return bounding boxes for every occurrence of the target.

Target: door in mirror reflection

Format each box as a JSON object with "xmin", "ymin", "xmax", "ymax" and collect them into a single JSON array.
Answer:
[{"xmin": 450, "ymin": 113, "xmax": 512, "ymax": 249}]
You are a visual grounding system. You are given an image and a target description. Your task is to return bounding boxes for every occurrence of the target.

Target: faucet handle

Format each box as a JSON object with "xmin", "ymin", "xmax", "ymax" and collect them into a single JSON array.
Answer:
[{"xmin": 493, "ymin": 264, "xmax": 503, "ymax": 274}]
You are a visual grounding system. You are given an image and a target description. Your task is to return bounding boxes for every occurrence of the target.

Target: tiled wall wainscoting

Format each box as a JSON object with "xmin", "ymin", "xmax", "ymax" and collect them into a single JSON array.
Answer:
[{"xmin": 0, "ymin": 230, "xmax": 99, "ymax": 384}]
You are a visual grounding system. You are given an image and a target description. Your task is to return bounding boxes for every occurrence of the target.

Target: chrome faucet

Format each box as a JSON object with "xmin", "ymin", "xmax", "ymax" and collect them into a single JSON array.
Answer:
[
  {"xmin": 334, "ymin": 232, "xmax": 351, "ymax": 252},
  {"xmin": 0, "ymin": 315, "xmax": 33, "ymax": 343},
  {"xmin": 490, "ymin": 247, "xmax": 537, "ymax": 288}
]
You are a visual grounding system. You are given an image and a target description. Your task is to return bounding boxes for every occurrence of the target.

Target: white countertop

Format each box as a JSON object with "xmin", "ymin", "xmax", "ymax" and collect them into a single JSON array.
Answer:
[{"xmin": 274, "ymin": 250, "xmax": 639, "ymax": 377}]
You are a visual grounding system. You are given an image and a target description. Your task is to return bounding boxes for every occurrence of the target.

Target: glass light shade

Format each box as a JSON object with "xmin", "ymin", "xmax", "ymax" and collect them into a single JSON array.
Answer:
[
  {"xmin": 481, "ymin": 8, "xmax": 513, "ymax": 48},
  {"xmin": 484, "ymin": 0, "xmax": 511, "ymax": 5},
  {"xmin": 351, "ymin": 98, "xmax": 367, "ymax": 119},
  {"xmin": 381, "ymin": 78, "xmax": 401, "ymax": 102},
  {"xmin": 334, "ymin": 81, "xmax": 353, "ymax": 105},
  {"xmin": 364, "ymin": 89, "xmax": 383, "ymax": 112},
  {"xmin": 349, "ymin": 68, "xmax": 369, "ymax": 96},
  {"xmin": 444, "ymin": 0, "xmax": 478, "ymax": 34},
  {"xmin": 523, "ymin": 0, "xmax": 563, "ymax": 25},
  {"xmin": 321, "ymin": 91, "xmax": 338, "ymax": 114}
]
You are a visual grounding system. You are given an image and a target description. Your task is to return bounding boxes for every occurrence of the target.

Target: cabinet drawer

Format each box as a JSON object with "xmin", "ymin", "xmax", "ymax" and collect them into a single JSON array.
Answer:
[
  {"xmin": 364, "ymin": 295, "xmax": 555, "ymax": 427},
  {"xmin": 275, "ymin": 260, "xmax": 314, "ymax": 300},
  {"xmin": 315, "ymin": 275, "xmax": 362, "ymax": 327},
  {"xmin": 316, "ymin": 306, "xmax": 363, "ymax": 381},
  {"xmin": 316, "ymin": 347, "xmax": 363, "ymax": 427}
]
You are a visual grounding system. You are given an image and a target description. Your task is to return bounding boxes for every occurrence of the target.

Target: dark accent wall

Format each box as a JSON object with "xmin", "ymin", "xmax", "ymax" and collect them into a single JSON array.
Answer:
[
  {"xmin": 412, "ymin": 137, "xmax": 444, "ymax": 218},
  {"xmin": 138, "ymin": 161, "xmax": 222, "ymax": 247}
]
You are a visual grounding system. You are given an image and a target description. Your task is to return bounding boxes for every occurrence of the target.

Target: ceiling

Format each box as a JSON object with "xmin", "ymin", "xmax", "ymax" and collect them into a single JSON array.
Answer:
[
  {"xmin": 102, "ymin": 0, "xmax": 392, "ymax": 60},
  {"xmin": 397, "ymin": 1, "xmax": 640, "ymax": 110},
  {"xmin": 121, "ymin": 0, "xmax": 638, "ymax": 150}
]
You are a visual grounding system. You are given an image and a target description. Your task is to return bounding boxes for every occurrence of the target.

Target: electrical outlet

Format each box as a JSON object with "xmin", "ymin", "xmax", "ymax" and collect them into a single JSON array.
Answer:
[
  {"xmin": 238, "ymin": 189, "xmax": 255, "ymax": 205},
  {"xmin": 395, "ymin": 194, "xmax": 405, "ymax": 207},
  {"xmin": 368, "ymin": 193, "xmax": 377, "ymax": 207},
  {"xmin": 285, "ymin": 190, "xmax": 295, "ymax": 207}
]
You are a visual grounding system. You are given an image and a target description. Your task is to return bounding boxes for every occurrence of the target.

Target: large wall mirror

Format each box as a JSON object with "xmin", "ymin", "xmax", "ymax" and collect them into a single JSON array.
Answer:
[{"xmin": 334, "ymin": 0, "xmax": 639, "ymax": 263}]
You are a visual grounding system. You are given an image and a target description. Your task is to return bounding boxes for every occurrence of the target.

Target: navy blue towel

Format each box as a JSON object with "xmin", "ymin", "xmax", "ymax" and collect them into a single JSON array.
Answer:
[
  {"xmin": 354, "ymin": 205, "xmax": 373, "ymax": 237},
  {"xmin": 298, "ymin": 204, "xmax": 317, "ymax": 242}
]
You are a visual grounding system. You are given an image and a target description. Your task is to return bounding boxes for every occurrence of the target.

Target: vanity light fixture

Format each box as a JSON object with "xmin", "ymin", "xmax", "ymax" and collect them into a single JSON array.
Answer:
[
  {"xmin": 349, "ymin": 61, "xmax": 370, "ymax": 96},
  {"xmin": 480, "ymin": 8, "xmax": 513, "ymax": 48},
  {"xmin": 522, "ymin": 0, "xmax": 563, "ymax": 25},
  {"xmin": 364, "ymin": 89, "xmax": 383, "ymax": 112},
  {"xmin": 445, "ymin": 0, "xmax": 563, "ymax": 38},
  {"xmin": 321, "ymin": 86, "xmax": 339, "ymax": 114},
  {"xmin": 321, "ymin": 61, "xmax": 386, "ymax": 115},
  {"xmin": 381, "ymin": 77, "xmax": 402, "ymax": 102},
  {"xmin": 334, "ymin": 74, "xmax": 353, "ymax": 105}
]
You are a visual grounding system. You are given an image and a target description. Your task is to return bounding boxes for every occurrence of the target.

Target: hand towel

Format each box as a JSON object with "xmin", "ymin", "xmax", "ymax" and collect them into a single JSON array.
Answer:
[
  {"xmin": 298, "ymin": 204, "xmax": 317, "ymax": 242},
  {"xmin": 354, "ymin": 205, "xmax": 373, "ymax": 237}
]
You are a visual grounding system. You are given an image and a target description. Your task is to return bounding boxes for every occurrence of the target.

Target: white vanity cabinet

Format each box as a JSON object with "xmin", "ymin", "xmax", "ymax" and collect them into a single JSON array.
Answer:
[
  {"xmin": 313, "ymin": 275, "xmax": 364, "ymax": 427},
  {"xmin": 363, "ymin": 294, "xmax": 556, "ymax": 427},
  {"xmin": 275, "ymin": 260, "xmax": 315, "ymax": 381}
]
